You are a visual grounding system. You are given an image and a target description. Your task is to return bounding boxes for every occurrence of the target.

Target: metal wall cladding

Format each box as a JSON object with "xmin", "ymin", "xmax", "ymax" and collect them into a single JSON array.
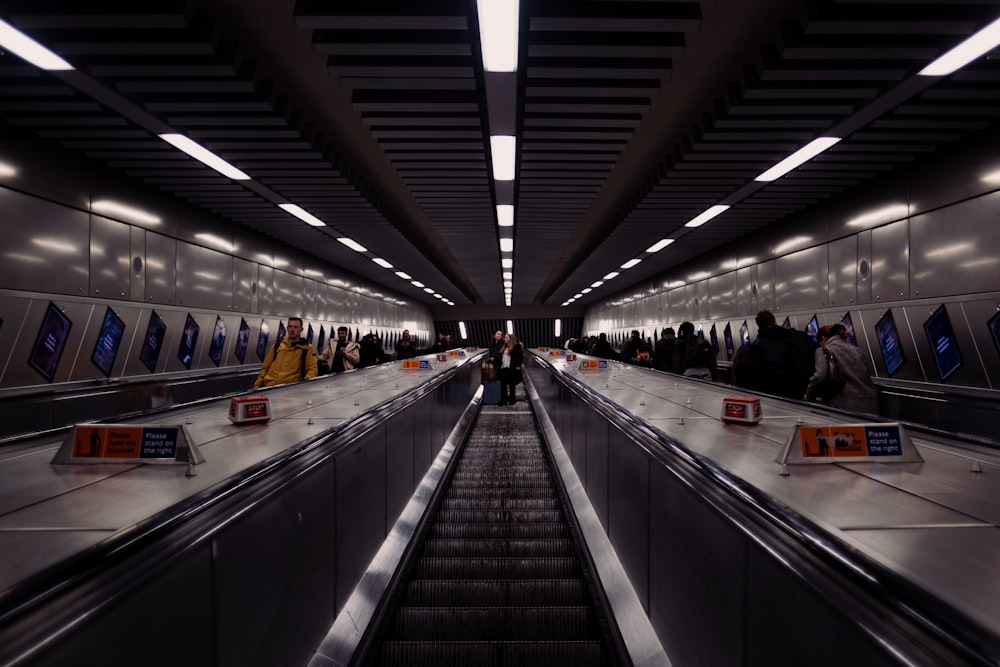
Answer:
[
  {"xmin": 1, "ymin": 189, "xmax": 90, "ymax": 295},
  {"xmin": 272, "ymin": 268, "xmax": 306, "ymax": 317},
  {"xmin": 90, "ymin": 215, "xmax": 132, "ymax": 301},
  {"xmin": 708, "ymin": 271, "xmax": 738, "ymax": 319},
  {"xmin": 146, "ymin": 231, "xmax": 177, "ymax": 305},
  {"xmin": 737, "ymin": 266, "xmax": 755, "ymax": 314},
  {"xmin": 828, "ymin": 235, "xmax": 858, "ymax": 309},
  {"xmin": 774, "ymin": 245, "xmax": 828, "ymax": 313},
  {"xmin": 757, "ymin": 260, "xmax": 775, "ymax": 313},
  {"xmin": 177, "ymin": 243, "xmax": 233, "ymax": 311},
  {"xmin": 129, "ymin": 227, "xmax": 145, "ymax": 303},
  {"xmin": 910, "ymin": 190, "xmax": 1000, "ymax": 300},
  {"xmin": 257, "ymin": 264, "xmax": 274, "ymax": 314},
  {"xmin": 233, "ymin": 256, "xmax": 254, "ymax": 314},
  {"xmin": 871, "ymin": 219, "xmax": 909, "ymax": 304}
]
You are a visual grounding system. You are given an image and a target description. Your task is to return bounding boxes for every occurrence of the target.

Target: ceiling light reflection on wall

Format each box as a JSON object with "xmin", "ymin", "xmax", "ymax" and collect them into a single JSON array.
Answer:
[
  {"xmin": 159, "ymin": 133, "xmax": 250, "ymax": 181},
  {"xmin": 0, "ymin": 161, "xmax": 18, "ymax": 177},
  {"xmin": 919, "ymin": 17, "xmax": 1000, "ymax": 76},
  {"xmin": 0, "ymin": 18, "xmax": 73, "ymax": 70},
  {"xmin": 684, "ymin": 204, "xmax": 731, "ymax": 228},
  {"xmin": 278, "ymin": 203, "xmax": 325, "ymax": 227},
  {"xmin": 477, "ymin": 0, "xmax": 519, "ymax": 72},
  {"xmin": 490, "ymin": 136, "xmax": 516, "ymax": 180},
  {"xmin": 845, "ymin": 204, "xmax": 909, "ymax": 228},
  {"xmin": 92, "ymin": 200, "xmax": 161, "ymax": 225},
  {"xmin": 337, "ymin": 237, "xmax": 367, "ymax": 253},
  {"xmin": 755, "ymin": 137, "xmax": 841, "ymax": 182}
]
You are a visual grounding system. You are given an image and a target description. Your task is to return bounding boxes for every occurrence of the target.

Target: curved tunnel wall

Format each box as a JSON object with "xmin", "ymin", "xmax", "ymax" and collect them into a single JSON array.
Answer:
[
  {"xmin": 585, "ymin": 134, "xmax": 1000, "ymax": 401},
  {"xmin": 0, "ymin": 133, "xmax": 434, "ymax": 396}
]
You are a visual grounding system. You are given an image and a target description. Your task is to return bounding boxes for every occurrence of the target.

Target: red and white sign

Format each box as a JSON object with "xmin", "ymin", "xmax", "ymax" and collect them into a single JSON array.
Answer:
[
  {"xmin": 229, "ymin": 396, "xmax": 271, "ymax": 425},
  {"xmin": 721, "ymin": 396, "xmax": 762, "ymax": 425}
]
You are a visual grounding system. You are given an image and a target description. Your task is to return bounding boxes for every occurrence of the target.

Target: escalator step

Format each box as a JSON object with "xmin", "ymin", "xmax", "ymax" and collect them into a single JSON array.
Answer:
[
  {"xmin": 439, "ymin": 498, "xmax": 561, "ymax": 512},
  {"xmin": 447, "ymin": 486, "xmax": 557, "ymax": 499},
  {"xmin": 405, "ymin": 579, "xmax": 588, "ymax": 607},
  {"xmin": 434, "ymin": 509, "xmax": 564, "ymax": 524},
  {"xmin": 381, "ymin": 640, "xmax": 603, "ymax": 667},
  {"xmin": 413, "ymin": 557, "xmax": 579, "ymax": 580},
  {"xmin": 421, "ymin": 538, "xmax": 575, "ymax": 558},
  {"xmin": 393, "ymin": 606, "xmax": 593, "ymax": 641},
  {"xmin": 427, "ymin": 522, "xmax": 569, "ymax": 540}
]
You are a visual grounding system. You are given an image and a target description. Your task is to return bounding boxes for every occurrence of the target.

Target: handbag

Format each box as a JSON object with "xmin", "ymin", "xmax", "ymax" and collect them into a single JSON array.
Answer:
[
  {"xmin": 812, "ymin": 348, "xmax": 847, "ymax": 401},
  {"xmin": 481, "ymin": 360, "xmax": 497, "ymax": 382}
]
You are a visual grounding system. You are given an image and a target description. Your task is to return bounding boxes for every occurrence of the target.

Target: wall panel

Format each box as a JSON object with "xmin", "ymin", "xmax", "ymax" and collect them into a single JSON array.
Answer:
[
  {"xmin": 828, "ymin": 235, "xmax": 858, "ymax": 309},
  {"xmin": 90, "ymin": 215, "xmax": 131, "ymax": 301},
  {"xmin": 774, "ymin": 245, "xmax": 827, "ymax": 313},
  {"xmin": 177, "ymin": 243, "xmax": 234, "ymax": 311},
  {"xmin": 871, "ymin": 219, "xmax": 909, "ymax": 304}
]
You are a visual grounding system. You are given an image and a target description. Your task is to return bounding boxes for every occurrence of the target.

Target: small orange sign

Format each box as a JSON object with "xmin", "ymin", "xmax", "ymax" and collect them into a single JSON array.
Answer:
[
  {"xmin": 800, "ymin": 426, "xmax": 868, "ymax": 458},
  {"xmin": 103, "ymin": 427, "xmax": 144, "ymax": 458},
  {"xmin": 72, "ymin": 426, "xmax": 107, "ymax": 458}
]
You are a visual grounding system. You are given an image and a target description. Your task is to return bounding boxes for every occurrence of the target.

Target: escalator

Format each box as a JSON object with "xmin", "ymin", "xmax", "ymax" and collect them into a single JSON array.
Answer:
[{"xmin": 363, "ymin": 402, "xmax": 625, "ymax": 666}]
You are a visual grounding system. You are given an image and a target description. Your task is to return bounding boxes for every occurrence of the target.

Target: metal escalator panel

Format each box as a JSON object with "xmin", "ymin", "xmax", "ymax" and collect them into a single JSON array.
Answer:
[{"xmin": 373, "ymin": 404, "xmax": 618, "ymax": 666}]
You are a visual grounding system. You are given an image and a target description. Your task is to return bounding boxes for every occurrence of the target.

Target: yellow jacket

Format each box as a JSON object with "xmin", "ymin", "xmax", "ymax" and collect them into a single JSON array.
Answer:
[{"xmin": 253, "ymin": 338, "xmax": 318, "ymax": 388}]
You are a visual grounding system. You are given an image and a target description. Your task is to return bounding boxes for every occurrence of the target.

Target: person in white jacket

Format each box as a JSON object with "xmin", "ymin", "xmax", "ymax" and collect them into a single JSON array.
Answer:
[{"xmin": 320, "ymin": 326, "xmax": 360, "ymax": 373}]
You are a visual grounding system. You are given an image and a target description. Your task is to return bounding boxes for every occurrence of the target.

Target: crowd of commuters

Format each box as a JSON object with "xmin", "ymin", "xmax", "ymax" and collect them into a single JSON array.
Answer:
[
  {"xmin": 561, "ymin": 309, "xmax": 879, "ymax": 413},
  {"xmin": 256, "ymin": 320, "xmax": 451, "ymax": 389}
]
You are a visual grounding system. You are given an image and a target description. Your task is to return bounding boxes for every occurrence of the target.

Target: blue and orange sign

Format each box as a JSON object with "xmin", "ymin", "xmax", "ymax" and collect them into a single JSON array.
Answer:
[
  {"xmin": 71, "ymin": 425, "xmax": 180, "ymax": 460},
  {"xmin": 799, "ymin": 425, "xmax": 903, "ymax": 458}
]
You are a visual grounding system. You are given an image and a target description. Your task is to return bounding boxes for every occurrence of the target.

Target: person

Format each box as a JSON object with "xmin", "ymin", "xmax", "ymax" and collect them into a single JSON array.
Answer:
[
  {"xmin": 805, "ymin": 325, "xmax": 879, "ymax": 413},
  {"xmin": 653, "ymin": 327, "xmax": 676, "ymax": 372},
  {"xmin": 394, "ymin": 329, "xmax": 417, "ymax": 360},
  {"xmin": 430, "ymin": 331, "xmax": 451, "ymax": 354},
  {"xmin": 487, "ymin": 329, "xmax": 504, "ymax": 364},
  {"xmin": 620, "ymin": 329, "xmax": 651, "ymax": 366},
  {"xmin": 498, "ymin": 332, "xmax": 524, "ymax": 405},
  {"xmin": 673, "ymin": 322, "xmax": 717, "ymax": 380},
  {"xmin": 320, "ymin": 326, "xmax": 360, "ymax": 374},
  {"xmin": 588, "ymin": 333, "xmax": 618, "ymax": 360},
  {"xmin": 732, "ymin": 310, "xmax": 817, "ymax": 398},
  {"xmin": 253, "ymin": 317, "xmax": 318, "ymax": 388}
]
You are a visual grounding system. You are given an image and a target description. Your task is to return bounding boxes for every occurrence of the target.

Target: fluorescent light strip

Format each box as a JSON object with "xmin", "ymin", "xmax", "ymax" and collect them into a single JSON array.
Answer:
[
  {"xmin": 372, "ymin": 257, "xmax": 393, "ymax": 269},
  {"xmin": 684, "ymin": 204, "xmax": 731, "ymax": 228},
  {"xmin": 395, "ymin": 271, "xmax": 412, "ymax": 280},
  {"xmin": 423, "ymin": 287, "xmax": 435, "ymax": 294},
  {"xmin": 754, "ymin": 137, "xmax": 841, "ymax": 182},
  {"xmin": 278, "ymin": 203, "xmax": 325, "ymax": 227},
  {"xmin": 621, "ymin": 258, "xmax": 641, "ymax": 269},
  {"xmin": 499, "ymin": 237, "xmax": 514, "ymax": 252},
  {"xmin": 477, "ymin": 0, "xmax": 519, "ymax": 72},
  {"xmin": 159, "ymin": 133, "xmax": 250, "ymax": 181},
  {"xmin": 501, "ymin": 258, "xmax": 513, "ymax": 268},
  {"xmin": 497, "ymin": 204, "xmax": 514, "ymax": 227},
  {"xmin": 920, "ymin": 17, "xmax": 1000, "ymax": 76},
  {"xmin": 412, "ymin": 281, "xmax": 425, "ymax": 288},
  {"xmin": 0, "ymin": 19, "xmax": 73, "ymax": 70},
  {"xmin": 337, "ymin": 237, "xmax": 367, "ymax": 253},
  {"xmin": 490, "ymin": 135, "xmax": 516, "ymax": 181},
  {"xmin": 603, "ymin": 271, "xmax": 619, "ymax": 280},
  {"xmin": 646, "ymin": 238, "xmax": 674, "ymax": 253}
]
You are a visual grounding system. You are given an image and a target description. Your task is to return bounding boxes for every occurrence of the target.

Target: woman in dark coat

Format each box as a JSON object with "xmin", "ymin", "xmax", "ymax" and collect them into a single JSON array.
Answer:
[
  {"xmin": 805, "ymin": 325, "xmax": 879, "ymax": 414},
  {"xmin": 498, "ymin": 333, "xmax": 524, "ymax": 405}
]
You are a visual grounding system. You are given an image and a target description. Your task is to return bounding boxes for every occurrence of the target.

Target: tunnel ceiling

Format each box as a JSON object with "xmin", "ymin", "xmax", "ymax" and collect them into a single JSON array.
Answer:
[{"xmin": 1, "ymin": 1, "xmax": 998, "ymax": 309}]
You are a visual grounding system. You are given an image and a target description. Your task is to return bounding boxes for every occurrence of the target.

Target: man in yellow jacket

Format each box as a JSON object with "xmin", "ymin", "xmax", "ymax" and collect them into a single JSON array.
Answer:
[{"xmin": 253, "ymin": 317, "xmax": 319, "ymax": 388}]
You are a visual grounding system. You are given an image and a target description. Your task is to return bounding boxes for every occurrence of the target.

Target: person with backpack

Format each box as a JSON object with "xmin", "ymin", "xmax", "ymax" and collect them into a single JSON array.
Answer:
[
  {"xmin": 673, "ymin": 322, "xmax": 718, "ymax": 380},
  {"xmin": 732, "ymin": 310, "xmax": 816, "ymax": 398},
  {"xmin": 805, "ymin": 325, "xmax": 879, "ymax": 413},
  {"xmin": 253, "ymin": 317, "xmax": 319, "ymax": 388}
]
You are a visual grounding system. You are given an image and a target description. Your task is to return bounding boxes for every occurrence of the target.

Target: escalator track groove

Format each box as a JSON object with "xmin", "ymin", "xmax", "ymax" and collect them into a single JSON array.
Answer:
[{"xmin": 367, "ymin": 403, "xmax": 623, "ymax": 666}]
